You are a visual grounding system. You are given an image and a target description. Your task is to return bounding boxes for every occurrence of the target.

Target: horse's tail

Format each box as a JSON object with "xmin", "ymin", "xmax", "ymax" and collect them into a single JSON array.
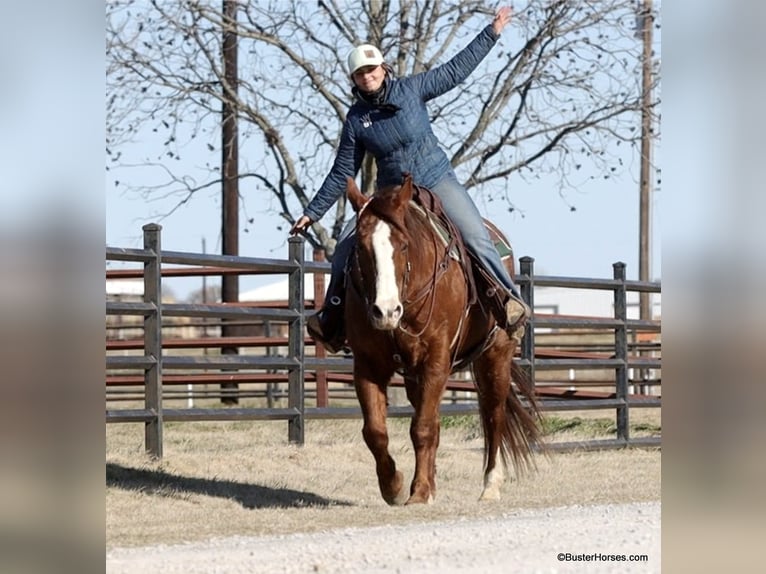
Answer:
[{"xmin": 497, "ymin": 361, "xmax": 547, "ymax": 476}]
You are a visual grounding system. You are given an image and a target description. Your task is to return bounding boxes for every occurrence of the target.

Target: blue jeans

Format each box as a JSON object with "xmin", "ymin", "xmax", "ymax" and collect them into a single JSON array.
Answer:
[
  {"xmin": 430, "ymin": 174, "xmax": 520, "ymax": 298},
  {"xmin": 326, "ymin": 174, "xmax": 521, "ymax": 301},
  {"xmin": 325, "ymin": 217, "xmax": 357, "ymax": 301}
]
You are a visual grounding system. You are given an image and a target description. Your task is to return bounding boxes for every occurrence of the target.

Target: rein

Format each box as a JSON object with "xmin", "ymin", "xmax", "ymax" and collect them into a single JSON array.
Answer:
[
  {"xmin": 347, "ymin": 197, "xmax": 454, "ymax": 338},
  {"xmin": 395, "ymin": 206, "xmax": 453, "ymax": 338},
  {"xmin": 348, "ymin": 192, "xmax": 473, "ymax": 365}
]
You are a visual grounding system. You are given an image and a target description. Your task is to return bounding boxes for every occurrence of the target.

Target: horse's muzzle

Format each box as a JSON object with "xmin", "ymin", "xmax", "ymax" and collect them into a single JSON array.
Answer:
[{"xmin": 370, "ymin": 303, "xmax": 403, "ymax": 330}]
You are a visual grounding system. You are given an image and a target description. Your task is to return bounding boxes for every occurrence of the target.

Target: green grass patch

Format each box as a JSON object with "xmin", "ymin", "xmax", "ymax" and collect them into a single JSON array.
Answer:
[
  {"xmin": 542, "ymin": 415, "xmax": 660, "ymax": 438},
  {"xmin": 437, "ymin": 414, "xmax": 662, "ymax": 440},
  {"xmin": 440, "ymin": 415, "xmax": 479, "ymax": 430}
]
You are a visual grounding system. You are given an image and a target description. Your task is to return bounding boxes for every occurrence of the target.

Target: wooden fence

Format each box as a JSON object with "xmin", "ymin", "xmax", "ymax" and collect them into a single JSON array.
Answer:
[{"xmin": 106, "ymin": 224, "xmax": 661, "ymax": 458}]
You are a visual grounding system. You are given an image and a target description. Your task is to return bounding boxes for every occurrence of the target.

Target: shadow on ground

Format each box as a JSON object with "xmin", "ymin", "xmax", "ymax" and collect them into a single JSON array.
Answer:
[{"xmin": 106, "ymin": 462, "xmax": 353, "ymax": 510}]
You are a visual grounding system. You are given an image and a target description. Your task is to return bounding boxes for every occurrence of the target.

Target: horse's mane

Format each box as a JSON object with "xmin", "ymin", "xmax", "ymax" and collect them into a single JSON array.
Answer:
[{"xmin": 363, "ymin": 187, "xmax": 435, "ymax": 246}]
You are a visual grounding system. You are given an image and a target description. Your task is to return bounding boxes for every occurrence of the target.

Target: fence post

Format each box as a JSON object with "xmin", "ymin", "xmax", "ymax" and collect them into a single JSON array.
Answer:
[
  {"xmin": 287, "ymin": 237, "xmax": 306, "ymax": 444},
  {"xmin": 613, "ymin": 262, "xmax": 629, "ymax": 443},
  {"xmin": 519, "ymin": 257, "xmax": 535, "ymax": 390},
  {"xmin": 143, "ymin": 223, "xmax": 163, "ymax": 459}
]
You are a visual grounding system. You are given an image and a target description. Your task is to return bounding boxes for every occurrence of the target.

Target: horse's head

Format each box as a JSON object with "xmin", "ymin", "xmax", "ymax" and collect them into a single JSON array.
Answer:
[{"xmin": 346, "ymin": 174, "xmax": 414, "ymax": 330}]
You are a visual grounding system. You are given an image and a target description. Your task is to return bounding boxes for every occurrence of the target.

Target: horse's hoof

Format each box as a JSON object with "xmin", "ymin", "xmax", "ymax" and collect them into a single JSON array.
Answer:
[
  {"xmin": 383, "ymin": 488, "xmax": 408, "ymax": 506},
  {"xmin": 404, "ymin": 492, "xmax": 434, "ymax": 505},
  {"xmin": 479, "ymin": 467, "xmax": 505, "ymax": 501},
  {"xmin": 381, "ymin": 471, "xmax": 407, "ymax": 506},
  {"xmin": 479, "ymin": 486, "xmax": 501, "ymax": 501}
]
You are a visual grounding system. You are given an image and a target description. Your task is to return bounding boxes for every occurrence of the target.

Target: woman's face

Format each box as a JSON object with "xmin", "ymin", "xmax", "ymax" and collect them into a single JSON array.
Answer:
[{"xmin": 352, "ymin": 65, "xmax": 386, "ymax": 94}]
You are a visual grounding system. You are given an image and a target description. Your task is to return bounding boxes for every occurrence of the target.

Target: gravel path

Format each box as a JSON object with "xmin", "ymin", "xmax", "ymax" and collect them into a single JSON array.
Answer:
[{"xmin": 106, "ymin": 501, "xmax": 660, "ymax": 573}]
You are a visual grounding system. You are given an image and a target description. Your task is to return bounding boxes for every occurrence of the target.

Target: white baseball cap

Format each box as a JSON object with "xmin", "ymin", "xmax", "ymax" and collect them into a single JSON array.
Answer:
[{"xmin": 347, "ymin": 44, "xmax": 384, "ymax": 75}]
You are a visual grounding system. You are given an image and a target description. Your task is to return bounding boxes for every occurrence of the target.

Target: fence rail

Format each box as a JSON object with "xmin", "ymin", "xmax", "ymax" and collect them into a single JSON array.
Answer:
[{"xmin": 106, "ymin": 224, "xmax": 661, "ymax": 458}]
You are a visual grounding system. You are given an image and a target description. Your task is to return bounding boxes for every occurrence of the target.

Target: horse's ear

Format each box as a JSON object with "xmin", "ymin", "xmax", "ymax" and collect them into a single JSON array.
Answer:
[
  {"xmin": 399, "ymin": 173, "xmax": 414, "ymax": 205},
  {"xmin": 347, "ymin": 177, "xmax": 366, "ymax": 213}
]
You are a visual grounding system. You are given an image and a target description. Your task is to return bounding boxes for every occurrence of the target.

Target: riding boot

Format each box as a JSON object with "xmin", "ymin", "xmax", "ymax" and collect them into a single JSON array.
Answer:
[
  {"xmin": 472, "ymin": 261, "xmax": 530, "ymax": 343},
  {"xmin": 306, "ymin": 290, "xmax": 347, "ymax": 354},
  {"xmin": 504, "ymin": 291, "xmax": 531, "ymax": 344}
]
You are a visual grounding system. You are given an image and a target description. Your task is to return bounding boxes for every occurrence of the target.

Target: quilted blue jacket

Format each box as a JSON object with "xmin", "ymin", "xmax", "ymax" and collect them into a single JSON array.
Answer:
[{"xmin": 304, "ymin": 25, "xmax": 500, "ymax": 222}]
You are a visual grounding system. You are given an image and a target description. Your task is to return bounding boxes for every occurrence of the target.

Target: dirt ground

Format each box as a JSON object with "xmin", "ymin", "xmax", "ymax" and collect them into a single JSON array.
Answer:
[
  {"xmin": 106, "ymin": 412, "xmax": 660, "ymax": 563},
  {"xmin": 107, "ymin": 500, "xmax": 660, "ymax": 573}
]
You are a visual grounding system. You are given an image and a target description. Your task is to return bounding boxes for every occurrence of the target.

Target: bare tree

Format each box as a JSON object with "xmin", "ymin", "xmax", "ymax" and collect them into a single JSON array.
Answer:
[{"xmin": 106, "ymin": 0, "xmax": 660, "ymax": 259}]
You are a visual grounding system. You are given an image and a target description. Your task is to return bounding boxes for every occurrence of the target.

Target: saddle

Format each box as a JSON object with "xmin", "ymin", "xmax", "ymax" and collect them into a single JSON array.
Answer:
[{"xmin": 409, "ymin": 183, "xmax": 509, "ymax": 324}]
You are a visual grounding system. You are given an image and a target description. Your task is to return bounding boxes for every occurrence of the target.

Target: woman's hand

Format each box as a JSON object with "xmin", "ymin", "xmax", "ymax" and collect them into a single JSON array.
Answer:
[
  {"xmin": 290, "ymin": 215, "xmax": 313, "ymax": 236},
  {"xmin": 492, "ymin": 6, "xmax": 513, "ymax": 35}
]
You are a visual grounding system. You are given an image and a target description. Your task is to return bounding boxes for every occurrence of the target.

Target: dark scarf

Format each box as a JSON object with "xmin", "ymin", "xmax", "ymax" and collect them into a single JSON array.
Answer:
[{"xmin": 353, "ymin": 77, "xmax": 400, "ymax": 113}]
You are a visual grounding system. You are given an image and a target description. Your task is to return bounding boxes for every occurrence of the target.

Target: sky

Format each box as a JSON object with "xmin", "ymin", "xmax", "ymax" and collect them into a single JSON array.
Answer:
[{"xmin": 105, "ymin": 5, "xmax": 662, "ymax": 302}]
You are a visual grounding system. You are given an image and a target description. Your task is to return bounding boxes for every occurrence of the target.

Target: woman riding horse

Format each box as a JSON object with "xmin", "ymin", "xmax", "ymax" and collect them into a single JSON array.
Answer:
[{"xmin": 290, "ymin": 6, "xmax": 529, "ymax": 353}]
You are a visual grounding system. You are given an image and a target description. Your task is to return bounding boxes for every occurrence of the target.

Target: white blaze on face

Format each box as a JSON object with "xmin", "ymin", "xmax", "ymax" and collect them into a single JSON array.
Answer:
[{"xmin": 371, "ymin": 220, "xmax": 401, "ymax": 318}]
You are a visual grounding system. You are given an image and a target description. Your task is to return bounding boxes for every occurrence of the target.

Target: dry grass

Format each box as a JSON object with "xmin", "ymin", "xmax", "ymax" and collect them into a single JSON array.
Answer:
[{"xmin": 106, "ymin": 411, "xmax": 660, "ymax": 549}]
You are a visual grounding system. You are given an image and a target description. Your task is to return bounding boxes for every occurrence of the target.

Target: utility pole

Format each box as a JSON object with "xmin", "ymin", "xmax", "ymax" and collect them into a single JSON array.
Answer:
[
  {"xmin": 221, "ymin": 0, "xmax": 240, "ymax": 404},
  {"xmin": 638, "ymin": 0, "xmax": 654, "ymax": 321}
]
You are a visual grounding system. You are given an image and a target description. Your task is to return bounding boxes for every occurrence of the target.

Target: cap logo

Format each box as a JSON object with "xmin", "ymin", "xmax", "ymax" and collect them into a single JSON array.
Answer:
[{"xmin": 364, "ymin": 49, "xmax": 375, "ymax": 58}]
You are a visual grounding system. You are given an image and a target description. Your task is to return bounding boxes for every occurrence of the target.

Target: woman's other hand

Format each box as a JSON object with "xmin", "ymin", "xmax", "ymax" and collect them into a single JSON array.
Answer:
[
  {"xmin": 290, "ymin": 215, "xmax": 313, "ymax": 236},
  {"xmin": 492, "ymin": 6, "xmax": 513, "ymax": 35}
]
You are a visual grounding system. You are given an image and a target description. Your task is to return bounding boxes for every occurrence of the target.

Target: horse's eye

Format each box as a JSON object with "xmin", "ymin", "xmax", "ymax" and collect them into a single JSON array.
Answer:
[{"xmin": 401, "ymin": 244, "xmax": 409, "ymax": 252}]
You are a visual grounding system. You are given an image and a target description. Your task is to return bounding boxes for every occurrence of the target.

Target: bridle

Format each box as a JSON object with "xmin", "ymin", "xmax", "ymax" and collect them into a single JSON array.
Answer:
[{"xmin": 348, "ymin": 199, "xmax": 455, "ymax": 339}]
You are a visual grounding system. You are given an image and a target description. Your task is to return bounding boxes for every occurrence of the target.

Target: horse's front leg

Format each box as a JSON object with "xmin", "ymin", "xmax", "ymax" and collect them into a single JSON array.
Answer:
[
  {"xmin": 405, "ymin": 369, "xmax": 448, "ymax": 504},
  {"xmin": 354, "ymin": 363, "xmax": 407, "ymax": 506}
]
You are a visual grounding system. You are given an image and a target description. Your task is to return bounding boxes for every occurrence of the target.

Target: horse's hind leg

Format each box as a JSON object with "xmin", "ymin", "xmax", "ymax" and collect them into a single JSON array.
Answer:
[
  {"xmin": 472, "ymin": 342, "xmax": 514, "ymax": 501},
  {"xmin": 354, "ymin": 366, "xmax": 407, "ymax": 505},
  {"xmin": 474, "ymin": 337, "xmax": 542, "ymax": 501}
]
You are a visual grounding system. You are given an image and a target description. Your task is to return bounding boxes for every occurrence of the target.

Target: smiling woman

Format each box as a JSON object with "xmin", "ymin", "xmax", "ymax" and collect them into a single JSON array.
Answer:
[
  {"xmin": 348, "ymin": 43, "xmax": 385, "ymax": 93},
  {"xmin": 351, "ymin": 63, "xmax": 387, "ymax": 93}
]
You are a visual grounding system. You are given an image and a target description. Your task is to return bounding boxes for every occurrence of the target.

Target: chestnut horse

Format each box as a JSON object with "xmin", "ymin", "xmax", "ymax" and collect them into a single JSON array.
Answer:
[{"xmin": 344, "ymin": 174, "xmax": 543, "ymax": 505}]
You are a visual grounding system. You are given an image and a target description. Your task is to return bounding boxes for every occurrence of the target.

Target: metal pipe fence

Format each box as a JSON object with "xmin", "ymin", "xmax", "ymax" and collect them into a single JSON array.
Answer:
[{"xmin": 106, "ymin": 224, "xmax": 661, "ymax": 458}]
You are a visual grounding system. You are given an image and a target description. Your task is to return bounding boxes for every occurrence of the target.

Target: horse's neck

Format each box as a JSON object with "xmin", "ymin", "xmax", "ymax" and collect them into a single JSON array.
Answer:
[
  {"xmin": 407, "ymin": 202, "xmax": 454, "ymax": 253},
  {"xmin": 404, "ymin": 197, "xmax": 479, "ymax": 309}
]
